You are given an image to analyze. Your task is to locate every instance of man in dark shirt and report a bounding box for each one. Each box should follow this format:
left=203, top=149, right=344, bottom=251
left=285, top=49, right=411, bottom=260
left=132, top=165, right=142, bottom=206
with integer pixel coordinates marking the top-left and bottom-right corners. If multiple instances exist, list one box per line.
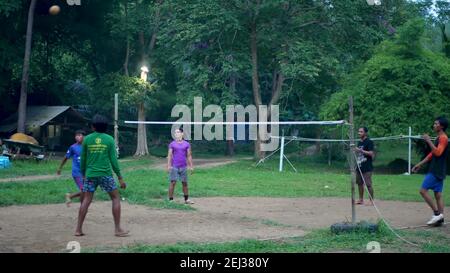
left=412, top=117, right=448, bottom=226
left=354, top=127, right=375, bottom=206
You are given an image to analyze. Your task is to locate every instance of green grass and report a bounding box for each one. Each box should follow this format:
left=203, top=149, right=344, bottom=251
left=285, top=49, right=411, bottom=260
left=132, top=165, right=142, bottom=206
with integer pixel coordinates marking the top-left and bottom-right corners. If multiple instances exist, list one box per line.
left=0, top=140, right=424, bottom=179
left=0, top=160, right=62, bottom=178
left=374, top=141, right=421, bottom=167
left=1, top=155, right=448, bottom=253
left=1, top=158, right=449, bottom=207
left=117, top=222, right=450, bottom=253
left=0, top=156, right=154, bottom=179
left=149, top=142, right=254, bottom=158
left=0, top=174, right=193, bottom=210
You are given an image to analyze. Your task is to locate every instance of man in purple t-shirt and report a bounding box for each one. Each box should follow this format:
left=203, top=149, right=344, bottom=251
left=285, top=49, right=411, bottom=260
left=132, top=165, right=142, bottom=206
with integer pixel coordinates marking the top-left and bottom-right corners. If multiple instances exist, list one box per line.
left=167, top=128, right=194, bottom=204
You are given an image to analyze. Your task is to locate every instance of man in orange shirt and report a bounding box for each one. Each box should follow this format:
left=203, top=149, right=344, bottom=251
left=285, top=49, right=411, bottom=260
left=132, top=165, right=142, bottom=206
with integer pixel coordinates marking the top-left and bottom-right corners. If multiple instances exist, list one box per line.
left=412, top=117, right=448, bottom=226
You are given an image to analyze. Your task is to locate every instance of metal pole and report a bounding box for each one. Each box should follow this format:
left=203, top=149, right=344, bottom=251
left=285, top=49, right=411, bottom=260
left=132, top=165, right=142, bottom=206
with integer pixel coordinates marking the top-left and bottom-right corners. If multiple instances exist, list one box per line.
left=328, top=142, right=332, bottom=166
left=279, top=135, right=285, bottom=172
left=349, top=96, right=356, bottom=224
left=114, top=93, right=119, bottom=158
left=408, top=126, right=412, bottom=175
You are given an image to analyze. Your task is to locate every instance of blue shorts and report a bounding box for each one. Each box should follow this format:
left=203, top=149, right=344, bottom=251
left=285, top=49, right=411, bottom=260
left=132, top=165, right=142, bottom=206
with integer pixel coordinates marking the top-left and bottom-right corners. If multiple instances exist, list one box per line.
left=169, top=167, right=188, bottom=183
left=83, top=176, right=117, bottom=193
left=421, top=173, right=444, bottom=193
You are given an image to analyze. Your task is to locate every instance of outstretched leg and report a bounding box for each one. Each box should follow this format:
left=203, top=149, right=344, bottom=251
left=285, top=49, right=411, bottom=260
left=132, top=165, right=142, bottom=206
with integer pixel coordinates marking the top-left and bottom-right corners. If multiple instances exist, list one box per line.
left=182, top=182, right=189, bottom=197
left=168, top=181, right=176, bottom=200
left=435, top=192, right=444, bottom=215
left=75, top=192, right=94, bottom=236
left=108, top=189, right=128, bottom=236
left=420, top=188, right=438, bottom=212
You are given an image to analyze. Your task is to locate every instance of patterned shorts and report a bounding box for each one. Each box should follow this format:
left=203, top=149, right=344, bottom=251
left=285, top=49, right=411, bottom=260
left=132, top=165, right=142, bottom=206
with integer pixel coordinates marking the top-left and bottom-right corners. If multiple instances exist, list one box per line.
left=169, top=167, right=188, bottom=183
left=83, top=176, right=117, bottom=193
left=73, top=176, right=84, bottom=191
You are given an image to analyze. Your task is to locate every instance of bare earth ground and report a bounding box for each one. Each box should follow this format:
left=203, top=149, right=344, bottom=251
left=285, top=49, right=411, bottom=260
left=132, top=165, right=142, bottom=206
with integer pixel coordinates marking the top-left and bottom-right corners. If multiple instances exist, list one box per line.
left=0, top=197, right=448, bottom=253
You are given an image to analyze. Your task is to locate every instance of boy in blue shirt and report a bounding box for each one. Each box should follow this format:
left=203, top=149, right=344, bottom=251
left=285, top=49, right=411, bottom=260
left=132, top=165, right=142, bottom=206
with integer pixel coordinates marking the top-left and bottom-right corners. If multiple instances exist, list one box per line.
left=57, top=130, right=85, bottom=207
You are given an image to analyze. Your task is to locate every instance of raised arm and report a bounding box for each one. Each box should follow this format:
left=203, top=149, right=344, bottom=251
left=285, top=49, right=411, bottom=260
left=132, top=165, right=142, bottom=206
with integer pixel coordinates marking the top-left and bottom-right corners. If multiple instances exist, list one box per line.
left=425, top=135, right=448, bottom=157
left=356, top=141, right=375, bottom=159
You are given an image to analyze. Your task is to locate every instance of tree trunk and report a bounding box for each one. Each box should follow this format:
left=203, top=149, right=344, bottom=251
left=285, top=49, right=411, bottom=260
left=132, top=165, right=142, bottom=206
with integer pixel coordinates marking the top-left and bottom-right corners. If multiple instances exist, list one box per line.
left=133, top=1, right=161, bottom=157
left=134, top=11, right=149, bottom=158
left=225, top=73, right=237, bottom=156
left=139, top=31, right=147, bottom=65
left=123, top=0, right=130, bottom=76
left=250, top=22, right=262, bottom=107
left=441, top=24, right=450, bottom=58
left=250, top=20, right=264, bottom=160
left=134, top=102, right=149, bottom=156
left=315, top=130, right=321, bottom=154
left=17, top=0, right=37, bottom=133
left=124, top=39, right=130, bottom=76
left=269, top=72, right=285, bottom=107
left=147, top=0, right=161, bottom=54
left=226, top=140, right=235, bottom=156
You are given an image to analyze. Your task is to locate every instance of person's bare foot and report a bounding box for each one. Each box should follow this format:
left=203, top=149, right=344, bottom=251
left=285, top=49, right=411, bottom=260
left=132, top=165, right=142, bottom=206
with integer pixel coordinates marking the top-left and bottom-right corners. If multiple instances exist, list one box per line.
left=65, top=193, right=72, bottom=207
left=74, top=231, right=85, bottom=236
left=115, top=229, right=130, bottom=237
left=355, top=200, right=364, bottom=205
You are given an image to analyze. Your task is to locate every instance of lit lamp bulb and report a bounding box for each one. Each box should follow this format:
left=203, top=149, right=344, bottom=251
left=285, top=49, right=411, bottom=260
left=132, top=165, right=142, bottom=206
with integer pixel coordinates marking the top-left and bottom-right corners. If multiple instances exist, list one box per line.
left=140, top=66, right=149, bottom=82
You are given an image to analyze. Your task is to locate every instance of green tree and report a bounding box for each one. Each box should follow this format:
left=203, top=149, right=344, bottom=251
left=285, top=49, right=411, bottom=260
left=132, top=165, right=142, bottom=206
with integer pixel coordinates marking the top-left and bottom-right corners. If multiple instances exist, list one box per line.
left=157, top=0, right=415, bottom=158
left=17, top=0, right=37, bottom=133
left=320, top=18, right=450, bottom=136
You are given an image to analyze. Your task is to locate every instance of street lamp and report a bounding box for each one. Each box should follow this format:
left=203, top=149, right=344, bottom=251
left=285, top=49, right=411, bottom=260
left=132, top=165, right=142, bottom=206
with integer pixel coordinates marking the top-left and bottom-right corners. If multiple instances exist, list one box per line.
left=140, top=66, right=149, bottom=82
left=366, top=0, right=381, bottom=5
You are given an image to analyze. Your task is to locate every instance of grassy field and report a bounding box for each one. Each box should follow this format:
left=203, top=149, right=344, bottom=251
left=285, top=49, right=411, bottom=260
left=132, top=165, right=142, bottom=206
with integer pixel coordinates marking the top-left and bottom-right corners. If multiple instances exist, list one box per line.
left=1, top=151, right=448, bottom=253
left=85, top=222, right=450, bottom=253
left=149, top=142, right=254, bottom=158
left=1, top=158, right=449, bottom=207
left=0, top=156, right=153, bottom=179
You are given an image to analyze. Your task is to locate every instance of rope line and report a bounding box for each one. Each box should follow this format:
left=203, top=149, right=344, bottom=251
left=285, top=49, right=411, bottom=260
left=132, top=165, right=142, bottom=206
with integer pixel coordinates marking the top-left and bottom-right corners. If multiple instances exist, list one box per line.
left=272, top=135, right=436, bottom=142
left=352, top=151, right=420, bottom=247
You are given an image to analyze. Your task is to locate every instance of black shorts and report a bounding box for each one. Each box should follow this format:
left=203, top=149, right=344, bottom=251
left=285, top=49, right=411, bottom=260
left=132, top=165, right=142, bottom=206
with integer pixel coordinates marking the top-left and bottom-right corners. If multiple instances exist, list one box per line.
left=356, top=172, right=372, bottom=187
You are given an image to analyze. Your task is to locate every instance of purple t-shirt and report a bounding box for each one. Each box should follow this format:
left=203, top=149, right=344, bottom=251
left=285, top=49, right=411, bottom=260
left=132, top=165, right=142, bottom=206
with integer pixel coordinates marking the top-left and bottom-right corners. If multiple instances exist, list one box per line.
left=169, top=140, right=190, bottom=168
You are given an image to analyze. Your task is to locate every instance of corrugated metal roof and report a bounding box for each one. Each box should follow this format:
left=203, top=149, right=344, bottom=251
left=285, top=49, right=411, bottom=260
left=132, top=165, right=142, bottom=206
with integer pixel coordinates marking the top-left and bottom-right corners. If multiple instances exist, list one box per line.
left=0, top=106, right=84, bottom=132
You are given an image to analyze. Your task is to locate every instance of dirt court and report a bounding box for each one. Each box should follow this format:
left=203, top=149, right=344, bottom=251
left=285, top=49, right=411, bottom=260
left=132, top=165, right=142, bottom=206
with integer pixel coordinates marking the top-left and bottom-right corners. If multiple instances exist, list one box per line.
left=0, top=197, right=448, bottom=253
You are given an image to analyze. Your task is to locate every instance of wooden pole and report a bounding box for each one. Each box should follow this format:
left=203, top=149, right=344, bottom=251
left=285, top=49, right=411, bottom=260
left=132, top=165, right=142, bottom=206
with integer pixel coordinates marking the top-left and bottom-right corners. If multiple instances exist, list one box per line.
left=114, top=93, right=119, bottom=158
left=349, top=96, right=356, bottom=224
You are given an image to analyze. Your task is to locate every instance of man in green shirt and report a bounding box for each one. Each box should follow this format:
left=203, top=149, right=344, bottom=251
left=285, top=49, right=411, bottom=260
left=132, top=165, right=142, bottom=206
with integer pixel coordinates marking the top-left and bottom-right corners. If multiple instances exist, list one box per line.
left=75, top=114, right=128, bottom=237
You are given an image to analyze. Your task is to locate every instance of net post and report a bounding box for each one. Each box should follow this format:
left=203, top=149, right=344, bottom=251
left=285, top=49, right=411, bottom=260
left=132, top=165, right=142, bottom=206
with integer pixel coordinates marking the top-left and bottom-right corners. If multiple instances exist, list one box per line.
left=114, top=93, right=119, bottom=158
left=408, top=126, right=412, bottom=175
left=279, top=130, right=285, bottom=172
left=349, top=96, right=356, bottom=224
